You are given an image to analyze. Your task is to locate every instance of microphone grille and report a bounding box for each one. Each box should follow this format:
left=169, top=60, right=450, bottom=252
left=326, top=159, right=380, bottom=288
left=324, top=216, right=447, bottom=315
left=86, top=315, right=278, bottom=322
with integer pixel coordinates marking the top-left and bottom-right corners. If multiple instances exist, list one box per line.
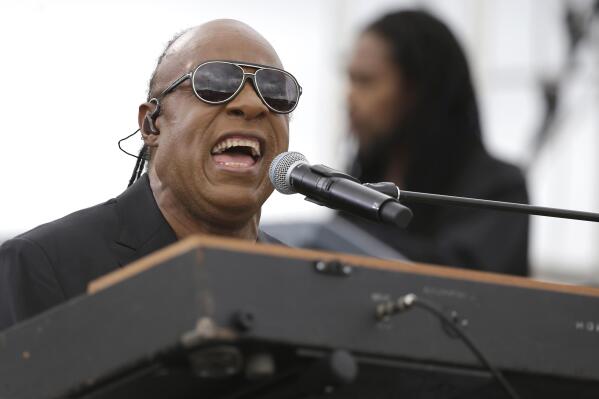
left=269, top=151, right=308, bottom=194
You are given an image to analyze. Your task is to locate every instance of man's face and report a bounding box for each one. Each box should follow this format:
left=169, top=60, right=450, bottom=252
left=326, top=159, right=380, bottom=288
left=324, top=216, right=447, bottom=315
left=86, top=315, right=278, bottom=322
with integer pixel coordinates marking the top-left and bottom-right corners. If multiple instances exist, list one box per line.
left=146, top=26, right=290, bottom=227
left=347, top=32, right=409, bottom=149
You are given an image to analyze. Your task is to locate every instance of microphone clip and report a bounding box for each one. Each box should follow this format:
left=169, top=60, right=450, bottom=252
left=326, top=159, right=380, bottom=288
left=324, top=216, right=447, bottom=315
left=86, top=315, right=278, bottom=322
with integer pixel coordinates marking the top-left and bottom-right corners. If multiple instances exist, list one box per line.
left=302, top=164, right=360, bottom=208
left=309, top=164, right=361, bottom=183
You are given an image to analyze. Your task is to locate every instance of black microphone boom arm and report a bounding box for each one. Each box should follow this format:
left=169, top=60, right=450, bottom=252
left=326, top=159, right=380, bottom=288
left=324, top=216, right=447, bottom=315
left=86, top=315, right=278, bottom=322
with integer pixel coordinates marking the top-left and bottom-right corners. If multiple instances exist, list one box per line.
left=364, top=182, right=599, bottom=223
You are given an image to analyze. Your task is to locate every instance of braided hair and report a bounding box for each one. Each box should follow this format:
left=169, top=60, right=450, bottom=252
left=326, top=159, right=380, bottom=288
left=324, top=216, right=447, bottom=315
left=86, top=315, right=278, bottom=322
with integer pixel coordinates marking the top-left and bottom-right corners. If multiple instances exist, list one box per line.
left=127, top=144, right=149, bottom=187
left=127, top=28, right=192, bottom=187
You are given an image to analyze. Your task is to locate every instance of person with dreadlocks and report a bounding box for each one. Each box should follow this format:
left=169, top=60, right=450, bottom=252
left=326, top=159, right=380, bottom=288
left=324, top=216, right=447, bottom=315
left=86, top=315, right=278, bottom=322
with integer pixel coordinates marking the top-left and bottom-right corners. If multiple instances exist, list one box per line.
left=342, top=10, right=529, bottom=275
left=0, top=19, right=301, bottom=331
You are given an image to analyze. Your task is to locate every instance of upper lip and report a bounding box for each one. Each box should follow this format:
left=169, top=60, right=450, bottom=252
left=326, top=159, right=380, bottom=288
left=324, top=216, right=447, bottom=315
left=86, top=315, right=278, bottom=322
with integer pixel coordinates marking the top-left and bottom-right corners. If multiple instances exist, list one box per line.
left=210, top=131, right=266, bottom=158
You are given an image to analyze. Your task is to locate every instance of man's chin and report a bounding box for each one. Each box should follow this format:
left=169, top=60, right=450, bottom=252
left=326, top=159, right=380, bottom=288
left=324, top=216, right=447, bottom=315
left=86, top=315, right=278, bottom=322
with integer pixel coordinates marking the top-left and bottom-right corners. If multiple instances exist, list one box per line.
left=199, top=188, right=265, bottom=218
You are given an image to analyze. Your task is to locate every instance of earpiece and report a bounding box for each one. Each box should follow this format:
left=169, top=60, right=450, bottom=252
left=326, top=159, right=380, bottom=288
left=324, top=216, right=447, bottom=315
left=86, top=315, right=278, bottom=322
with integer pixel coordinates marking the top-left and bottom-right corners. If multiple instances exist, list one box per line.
left=143, top=115, right=159, bottom=134
left=143, top=98, right=161, bottom=135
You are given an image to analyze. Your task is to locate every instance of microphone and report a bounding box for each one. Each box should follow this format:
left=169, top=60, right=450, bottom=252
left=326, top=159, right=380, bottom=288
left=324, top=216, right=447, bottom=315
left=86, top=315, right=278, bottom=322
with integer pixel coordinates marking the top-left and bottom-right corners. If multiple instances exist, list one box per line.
left=269, top=152, right=413, bottom=228
left=270, top=152, right=599, bottom=225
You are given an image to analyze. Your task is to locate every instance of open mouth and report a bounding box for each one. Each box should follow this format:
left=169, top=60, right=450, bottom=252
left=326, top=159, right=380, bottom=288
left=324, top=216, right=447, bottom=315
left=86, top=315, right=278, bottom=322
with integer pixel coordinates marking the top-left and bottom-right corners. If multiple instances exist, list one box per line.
left=210, top=135, right=262, bottom=169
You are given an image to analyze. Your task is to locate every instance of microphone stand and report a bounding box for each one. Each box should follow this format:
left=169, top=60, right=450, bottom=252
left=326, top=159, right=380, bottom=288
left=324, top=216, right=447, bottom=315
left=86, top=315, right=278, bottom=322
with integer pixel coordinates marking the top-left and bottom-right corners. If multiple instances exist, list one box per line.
left=364, top=182, right=599, bottom=223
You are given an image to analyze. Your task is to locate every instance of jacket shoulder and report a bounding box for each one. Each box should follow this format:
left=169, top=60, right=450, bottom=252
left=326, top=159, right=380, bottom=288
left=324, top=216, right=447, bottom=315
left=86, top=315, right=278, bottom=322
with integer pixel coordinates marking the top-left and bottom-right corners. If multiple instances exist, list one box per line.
left=5, top=199, right=122, bottom=297
left=17, top=199, right=119, bottom=249
left=0, top=236, right=68, bottom=329
left=456, top=151, right=528, bottom=200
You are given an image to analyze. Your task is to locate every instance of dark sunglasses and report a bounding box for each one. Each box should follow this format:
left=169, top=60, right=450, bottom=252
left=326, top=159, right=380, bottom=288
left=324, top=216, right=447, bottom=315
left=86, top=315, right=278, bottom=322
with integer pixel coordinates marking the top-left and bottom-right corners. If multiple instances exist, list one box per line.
left=152, top=60, right=302, bottom=114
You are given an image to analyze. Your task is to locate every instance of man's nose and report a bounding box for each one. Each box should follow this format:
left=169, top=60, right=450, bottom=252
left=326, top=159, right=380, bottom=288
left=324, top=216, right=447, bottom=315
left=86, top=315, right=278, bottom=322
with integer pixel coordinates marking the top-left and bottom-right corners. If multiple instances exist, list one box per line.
left=225, top=80, right=268, bottom=120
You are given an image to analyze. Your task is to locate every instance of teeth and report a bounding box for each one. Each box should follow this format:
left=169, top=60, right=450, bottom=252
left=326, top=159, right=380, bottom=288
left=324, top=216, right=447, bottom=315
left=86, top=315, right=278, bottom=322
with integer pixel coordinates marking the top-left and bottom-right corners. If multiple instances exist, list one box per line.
left=211, top=137, right=261, bottom=157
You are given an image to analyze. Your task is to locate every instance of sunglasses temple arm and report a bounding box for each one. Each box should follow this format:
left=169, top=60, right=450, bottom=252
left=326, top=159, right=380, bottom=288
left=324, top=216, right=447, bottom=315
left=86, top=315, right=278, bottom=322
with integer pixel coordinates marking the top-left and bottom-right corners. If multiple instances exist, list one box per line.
left=157, top=73, right=193, bottom=99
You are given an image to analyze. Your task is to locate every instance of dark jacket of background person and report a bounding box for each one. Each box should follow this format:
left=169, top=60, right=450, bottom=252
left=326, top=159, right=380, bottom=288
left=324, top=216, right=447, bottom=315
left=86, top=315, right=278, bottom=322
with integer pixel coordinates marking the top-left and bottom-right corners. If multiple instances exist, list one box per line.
left=345, top=10, right=529, bottom=275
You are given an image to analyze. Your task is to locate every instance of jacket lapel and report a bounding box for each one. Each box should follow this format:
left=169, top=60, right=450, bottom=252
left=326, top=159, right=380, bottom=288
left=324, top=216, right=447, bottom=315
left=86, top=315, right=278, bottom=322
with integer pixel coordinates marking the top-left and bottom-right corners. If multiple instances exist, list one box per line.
left=112, top=174, right=177, bottom=267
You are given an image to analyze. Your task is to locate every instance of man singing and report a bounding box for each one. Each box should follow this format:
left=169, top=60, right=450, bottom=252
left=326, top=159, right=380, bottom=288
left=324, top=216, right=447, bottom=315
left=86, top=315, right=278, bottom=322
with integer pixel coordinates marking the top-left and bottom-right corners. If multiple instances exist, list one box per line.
left=0, top=19, right=301, bottom=330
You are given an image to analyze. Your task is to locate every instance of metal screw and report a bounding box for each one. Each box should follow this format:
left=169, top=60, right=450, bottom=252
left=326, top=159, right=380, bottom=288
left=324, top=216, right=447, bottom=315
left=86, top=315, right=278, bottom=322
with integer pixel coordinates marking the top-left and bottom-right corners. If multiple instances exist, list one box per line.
left=234, top=310, right=255, bottom=332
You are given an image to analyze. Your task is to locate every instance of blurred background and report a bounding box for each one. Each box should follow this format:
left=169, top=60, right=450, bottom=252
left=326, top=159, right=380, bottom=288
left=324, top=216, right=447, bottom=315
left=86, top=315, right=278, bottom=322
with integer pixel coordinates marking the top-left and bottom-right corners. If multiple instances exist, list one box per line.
left=0, top=0, right=597, bottom=284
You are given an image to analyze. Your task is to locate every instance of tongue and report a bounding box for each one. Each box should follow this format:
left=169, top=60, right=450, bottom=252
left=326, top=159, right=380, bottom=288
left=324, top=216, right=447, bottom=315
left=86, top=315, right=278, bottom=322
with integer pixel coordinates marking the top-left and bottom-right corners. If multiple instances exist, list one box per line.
left=212, top=152, right=256, bottom=167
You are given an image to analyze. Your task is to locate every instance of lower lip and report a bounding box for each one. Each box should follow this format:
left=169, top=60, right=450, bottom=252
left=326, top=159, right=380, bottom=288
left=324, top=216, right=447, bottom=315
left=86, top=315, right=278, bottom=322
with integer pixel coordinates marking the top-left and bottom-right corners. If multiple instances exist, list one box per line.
left=210, top=155, right=262, bottom=174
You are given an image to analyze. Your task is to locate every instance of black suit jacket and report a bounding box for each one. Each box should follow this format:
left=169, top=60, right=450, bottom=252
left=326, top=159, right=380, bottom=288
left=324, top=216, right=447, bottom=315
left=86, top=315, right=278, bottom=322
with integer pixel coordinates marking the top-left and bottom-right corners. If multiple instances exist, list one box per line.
left=0, top=174, right=278, bottom=331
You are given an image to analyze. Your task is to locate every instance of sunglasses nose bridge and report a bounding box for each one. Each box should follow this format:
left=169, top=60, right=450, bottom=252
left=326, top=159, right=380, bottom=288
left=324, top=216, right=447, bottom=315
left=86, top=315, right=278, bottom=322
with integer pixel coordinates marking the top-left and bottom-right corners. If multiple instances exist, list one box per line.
left=226, top=73, right=269, bottom=116
left=241, top=72, right=258, bottom=91
left=236, top=73, right=261, bottom=99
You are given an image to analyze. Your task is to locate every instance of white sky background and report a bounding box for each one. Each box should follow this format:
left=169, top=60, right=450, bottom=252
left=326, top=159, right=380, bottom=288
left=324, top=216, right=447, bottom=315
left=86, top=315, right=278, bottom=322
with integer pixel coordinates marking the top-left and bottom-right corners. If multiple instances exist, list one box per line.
left=0, top=0, right=342, bottom=232
left=1, top=0, right=598, bottom=283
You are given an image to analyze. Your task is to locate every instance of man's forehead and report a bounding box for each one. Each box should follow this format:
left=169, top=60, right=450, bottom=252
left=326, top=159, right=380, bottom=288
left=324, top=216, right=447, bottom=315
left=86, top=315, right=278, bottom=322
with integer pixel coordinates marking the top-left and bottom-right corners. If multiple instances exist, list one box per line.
left=161, top=20, right=283, bottom=79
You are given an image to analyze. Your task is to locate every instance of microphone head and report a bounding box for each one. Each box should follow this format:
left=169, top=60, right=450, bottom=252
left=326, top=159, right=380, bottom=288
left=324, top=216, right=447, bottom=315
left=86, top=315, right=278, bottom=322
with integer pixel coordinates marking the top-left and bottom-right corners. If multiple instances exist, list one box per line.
left=269, top=151, right=308, bottom=194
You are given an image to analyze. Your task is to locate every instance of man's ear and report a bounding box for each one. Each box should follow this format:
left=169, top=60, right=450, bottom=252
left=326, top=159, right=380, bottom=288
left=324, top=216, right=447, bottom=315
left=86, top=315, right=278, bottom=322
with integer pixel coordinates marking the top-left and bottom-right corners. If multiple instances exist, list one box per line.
left=138, top=100, right=161, bottom=147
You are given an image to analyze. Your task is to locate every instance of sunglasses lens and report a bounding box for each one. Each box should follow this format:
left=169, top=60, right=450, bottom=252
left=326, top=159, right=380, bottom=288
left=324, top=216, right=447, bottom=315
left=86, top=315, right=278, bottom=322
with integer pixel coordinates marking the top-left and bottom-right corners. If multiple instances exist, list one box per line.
left=256, top=69, right=299, bottom=113
left=193, top=62, right=243, bottom=102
